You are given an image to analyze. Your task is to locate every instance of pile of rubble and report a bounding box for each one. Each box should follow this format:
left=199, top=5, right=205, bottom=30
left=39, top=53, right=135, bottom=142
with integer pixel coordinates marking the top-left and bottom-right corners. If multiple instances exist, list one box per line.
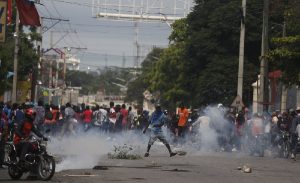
left=108, top=144, right=142, bottom=160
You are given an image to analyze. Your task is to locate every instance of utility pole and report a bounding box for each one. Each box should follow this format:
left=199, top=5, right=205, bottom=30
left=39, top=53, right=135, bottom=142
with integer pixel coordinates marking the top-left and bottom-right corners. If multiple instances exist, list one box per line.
left=258, top=0, right=269, bottom=113
left=280, top=18, right=287, bottom=113
left=12, top=11, right=19, bottom=103
left=237, top=0, right=246, bottom=102
left=134, top=21, right=140, bottom=68
left=49, top=59, right=52, bottom=104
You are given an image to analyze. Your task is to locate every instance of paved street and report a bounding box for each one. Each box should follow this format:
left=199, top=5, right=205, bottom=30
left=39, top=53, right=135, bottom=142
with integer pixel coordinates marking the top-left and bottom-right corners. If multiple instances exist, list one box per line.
left=1, top=152, right=299, bottom=183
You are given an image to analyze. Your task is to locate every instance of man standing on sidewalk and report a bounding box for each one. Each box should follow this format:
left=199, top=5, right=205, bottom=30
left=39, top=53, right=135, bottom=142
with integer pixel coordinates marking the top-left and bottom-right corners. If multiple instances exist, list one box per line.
left=143, top=103, right=177, bottom=157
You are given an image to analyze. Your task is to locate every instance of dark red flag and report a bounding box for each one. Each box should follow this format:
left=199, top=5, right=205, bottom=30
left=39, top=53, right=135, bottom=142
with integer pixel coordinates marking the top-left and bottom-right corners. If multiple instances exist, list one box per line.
left=16, top=0, right=41, bottom=26
left=7, top=0, right=12, bottom=24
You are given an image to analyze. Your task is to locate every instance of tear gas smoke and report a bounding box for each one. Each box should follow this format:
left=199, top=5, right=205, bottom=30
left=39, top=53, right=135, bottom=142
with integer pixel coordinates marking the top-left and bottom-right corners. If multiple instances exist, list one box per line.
left=187, top=105, right=231, bottom=153
left=48, top=105, right=232, bottom=171
left=48, top=105, right=258, bottom=171
left=48, top=131, right=148, bottom=172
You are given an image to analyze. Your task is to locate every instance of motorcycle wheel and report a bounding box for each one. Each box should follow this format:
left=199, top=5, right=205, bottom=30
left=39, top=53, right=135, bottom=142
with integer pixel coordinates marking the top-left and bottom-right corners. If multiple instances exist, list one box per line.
left=283, top=142, right=290, bottom=158
left=37, top=156, right=56, bottom=181
left=8, top=166, right=23, bottom=180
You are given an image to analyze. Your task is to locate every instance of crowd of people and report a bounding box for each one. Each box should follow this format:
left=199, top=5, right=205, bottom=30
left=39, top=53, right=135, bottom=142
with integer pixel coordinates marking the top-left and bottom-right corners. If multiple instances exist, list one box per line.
left=184, top=104, right=300, bottom=160
left=1, top=100, right=300, bottom=168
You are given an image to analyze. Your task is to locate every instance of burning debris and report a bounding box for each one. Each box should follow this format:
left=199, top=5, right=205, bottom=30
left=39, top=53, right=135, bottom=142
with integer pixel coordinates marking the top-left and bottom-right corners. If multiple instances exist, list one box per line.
left=108, top=144, right=142, bottom=160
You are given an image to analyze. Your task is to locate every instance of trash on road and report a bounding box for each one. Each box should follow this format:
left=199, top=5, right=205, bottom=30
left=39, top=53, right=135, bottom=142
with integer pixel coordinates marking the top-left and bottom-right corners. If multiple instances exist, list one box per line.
left=236, top=164, right=252, bottom=173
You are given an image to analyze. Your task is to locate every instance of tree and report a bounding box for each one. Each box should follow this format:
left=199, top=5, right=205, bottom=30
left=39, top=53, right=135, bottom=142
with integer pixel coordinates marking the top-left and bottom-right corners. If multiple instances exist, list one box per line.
left=146, top=0, right=262, bottom=108
left=268, top=0, right=300, bottom=86
left=0, top=8, right=40, bottom=97
left=148, top=45, right=189, bottom=109
left=125, top=48, right=164, bottom=105
left=128, top=0, right=292, bottom=109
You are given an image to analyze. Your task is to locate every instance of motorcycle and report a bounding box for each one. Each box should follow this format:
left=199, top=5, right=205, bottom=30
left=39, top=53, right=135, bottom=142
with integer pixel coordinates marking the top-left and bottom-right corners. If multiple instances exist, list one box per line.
left=277, top=131, right=290, bottom=158
left=3, top=136, right=55, bottom=181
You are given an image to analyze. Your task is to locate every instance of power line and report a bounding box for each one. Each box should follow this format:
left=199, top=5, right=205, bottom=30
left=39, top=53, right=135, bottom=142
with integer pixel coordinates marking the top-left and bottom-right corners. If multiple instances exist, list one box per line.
left=80, top=51, right=148, bottom=58
left=44, top=0, right=187, bottom=16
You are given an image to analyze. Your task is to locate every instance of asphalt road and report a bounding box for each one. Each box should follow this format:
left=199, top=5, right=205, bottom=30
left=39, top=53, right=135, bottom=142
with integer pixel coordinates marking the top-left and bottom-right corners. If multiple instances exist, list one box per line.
left=0, top=151, right=299, bottom=183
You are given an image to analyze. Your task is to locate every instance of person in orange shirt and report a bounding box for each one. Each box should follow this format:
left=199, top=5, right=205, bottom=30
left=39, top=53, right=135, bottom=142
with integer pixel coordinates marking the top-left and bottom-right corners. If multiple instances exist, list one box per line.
left=177, top=102, right=189, bottom=138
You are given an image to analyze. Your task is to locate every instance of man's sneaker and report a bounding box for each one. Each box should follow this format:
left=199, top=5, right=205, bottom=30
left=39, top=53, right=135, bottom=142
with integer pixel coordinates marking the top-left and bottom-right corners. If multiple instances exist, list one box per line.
left=291, top=153, right=295, bottom=159
left=144, top=152, right=150, bottom=157
left=170, top=152, right=177, bottom=157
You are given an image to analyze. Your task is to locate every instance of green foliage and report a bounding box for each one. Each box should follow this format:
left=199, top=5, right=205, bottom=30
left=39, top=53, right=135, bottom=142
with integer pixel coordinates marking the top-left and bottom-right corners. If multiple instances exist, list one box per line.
left=0, top=38, right=14, bottom=95
left=169, top=19, right=188, bottom=44
left=125, top=77, right=146, bottom=105
left=269, top=36, right=300, bottom=85
left=66, top=68, right=136, bottom=96
left=268, top=1, right=300, bottom=86
left=142, top=0, right=262, bottom=109
left=148, top=45, right=189, bottom=109
left=125, top=48, right=164, bottom=105
left=0, top=24, right=40, bottom=96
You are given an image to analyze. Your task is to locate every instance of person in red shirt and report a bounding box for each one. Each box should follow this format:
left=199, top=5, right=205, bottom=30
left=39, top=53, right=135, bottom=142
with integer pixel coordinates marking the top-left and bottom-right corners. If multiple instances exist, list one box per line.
left=14, top=107, right=47, bottom=163
left=120, top=104, right=128, bottom=130
left=82, top=106, right=93, bottom=131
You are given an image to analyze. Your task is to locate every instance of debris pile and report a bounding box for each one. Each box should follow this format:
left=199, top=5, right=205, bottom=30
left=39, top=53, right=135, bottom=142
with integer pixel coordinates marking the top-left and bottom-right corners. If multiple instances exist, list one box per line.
left=237, top=164, right=252, bottom=173
left=108, top=144, right=142, bottom=160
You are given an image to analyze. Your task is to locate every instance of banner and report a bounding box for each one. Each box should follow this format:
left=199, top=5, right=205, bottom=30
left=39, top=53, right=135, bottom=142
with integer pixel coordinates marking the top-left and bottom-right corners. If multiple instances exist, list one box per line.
left=0, top=0, right=7, bottom=42
left=7, top=0, right=12, bottom=24
left=16, top=0, right=41, bottom=26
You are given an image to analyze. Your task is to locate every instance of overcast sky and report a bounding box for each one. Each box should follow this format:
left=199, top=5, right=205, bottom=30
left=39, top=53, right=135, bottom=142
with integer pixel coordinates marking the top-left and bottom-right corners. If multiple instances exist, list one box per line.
left=36, top=0, right=193, bottom=70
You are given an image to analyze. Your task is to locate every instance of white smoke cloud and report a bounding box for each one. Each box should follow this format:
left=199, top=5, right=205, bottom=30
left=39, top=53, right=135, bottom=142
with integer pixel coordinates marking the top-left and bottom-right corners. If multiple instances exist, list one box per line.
left=48, top=131, right=149, bottom=172
left=181, top=105, right=232, bottom=154
left=47, top=106, right=235, bottom=172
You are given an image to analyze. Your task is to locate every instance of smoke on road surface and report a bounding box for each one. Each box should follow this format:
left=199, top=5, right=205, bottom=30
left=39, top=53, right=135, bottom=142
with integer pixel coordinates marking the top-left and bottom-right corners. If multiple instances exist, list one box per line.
left=48, top=131, right=148, bottom=172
